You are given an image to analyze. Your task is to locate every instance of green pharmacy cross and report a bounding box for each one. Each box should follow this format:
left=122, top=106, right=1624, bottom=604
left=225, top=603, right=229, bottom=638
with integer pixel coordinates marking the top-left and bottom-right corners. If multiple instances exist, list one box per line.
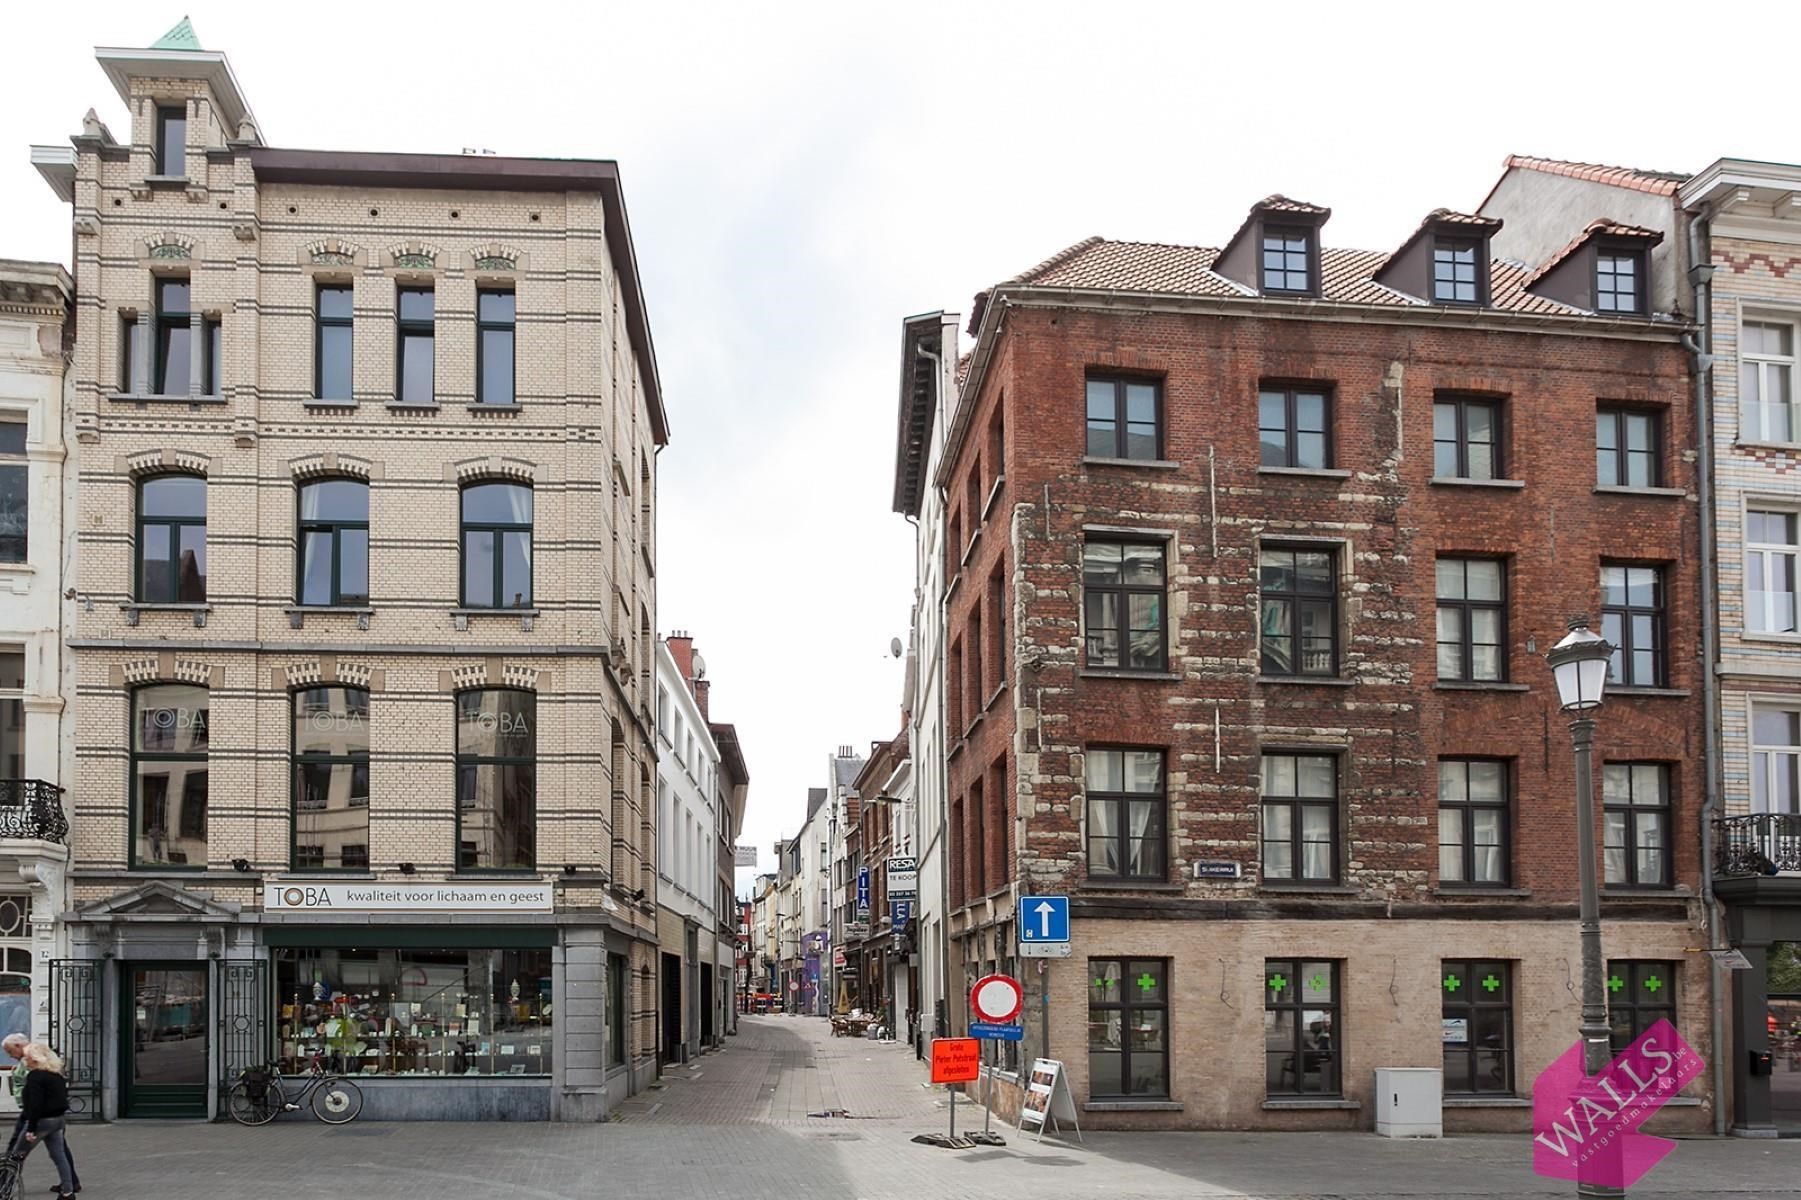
left=1608, top=975, right=1625, bottom=993
left=1644, top=975, right=1663, bottom=993
left=1136, top=973, right=1157, bottom=993
left=1307, top=974, right=1327, bottom=993
left=1481, top=975, right=1502, bottom=993
left=1268, top=974, right=1288, bottom=992
left=1442, top=974, right=1461, bottom=993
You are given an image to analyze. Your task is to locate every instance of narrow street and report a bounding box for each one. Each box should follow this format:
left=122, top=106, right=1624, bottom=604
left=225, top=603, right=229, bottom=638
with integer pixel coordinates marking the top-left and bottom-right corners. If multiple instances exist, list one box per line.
left=30, top=1016, right=1801, bottom=1199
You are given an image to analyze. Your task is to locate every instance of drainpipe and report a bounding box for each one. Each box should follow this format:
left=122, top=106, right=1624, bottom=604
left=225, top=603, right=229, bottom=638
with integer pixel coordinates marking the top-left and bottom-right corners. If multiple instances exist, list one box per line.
left=1685, top=213, right=1727, bottom=1137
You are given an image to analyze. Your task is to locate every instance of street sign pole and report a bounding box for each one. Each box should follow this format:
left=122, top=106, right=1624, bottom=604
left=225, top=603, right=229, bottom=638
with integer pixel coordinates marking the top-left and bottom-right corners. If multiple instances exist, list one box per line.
left=982, top=1038, right=994, bottom=1137
left=948, top=1077, right=956, bottom=1140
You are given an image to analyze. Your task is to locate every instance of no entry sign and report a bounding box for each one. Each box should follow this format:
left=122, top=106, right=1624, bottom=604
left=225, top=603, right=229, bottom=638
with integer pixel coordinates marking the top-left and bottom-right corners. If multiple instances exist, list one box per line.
left=970, top=974, right=1024, bottom=1025
left=930, top=1037, right=981, bottom=1084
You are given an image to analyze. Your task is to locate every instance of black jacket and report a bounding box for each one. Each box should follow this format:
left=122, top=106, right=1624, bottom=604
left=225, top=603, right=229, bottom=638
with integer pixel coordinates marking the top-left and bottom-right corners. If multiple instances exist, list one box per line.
left=20, top=1070, right=67, bottom=1131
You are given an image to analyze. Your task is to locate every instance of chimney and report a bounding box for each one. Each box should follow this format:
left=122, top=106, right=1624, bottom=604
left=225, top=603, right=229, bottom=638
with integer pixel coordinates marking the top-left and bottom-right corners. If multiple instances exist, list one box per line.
left=665, top=631, right=697, bottom=698
left=837, top=745, right=853, bottom=758
left=694, top=678, right=711, bottom=721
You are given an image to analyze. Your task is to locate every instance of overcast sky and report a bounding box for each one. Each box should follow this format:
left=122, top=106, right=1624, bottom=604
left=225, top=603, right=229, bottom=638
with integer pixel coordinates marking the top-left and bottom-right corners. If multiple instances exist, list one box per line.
left=6, top=2, right=1797, bottom=891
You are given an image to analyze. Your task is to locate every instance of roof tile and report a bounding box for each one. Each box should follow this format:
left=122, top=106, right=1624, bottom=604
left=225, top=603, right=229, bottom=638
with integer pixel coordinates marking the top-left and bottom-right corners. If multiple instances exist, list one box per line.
left=1503, top=155, right=1687, bottom=197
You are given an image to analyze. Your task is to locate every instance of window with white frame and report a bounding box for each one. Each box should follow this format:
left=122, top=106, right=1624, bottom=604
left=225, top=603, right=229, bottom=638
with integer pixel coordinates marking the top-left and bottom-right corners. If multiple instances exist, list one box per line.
left=1752, top=705, right=1800, bottom=815
left=1747, top=509, right=1799, bottom=635
left=1742, top=318, right=1798, bottom=444
left=0, top=651, right=23, bottom=779
left=0, top=417, right=25, bottom=564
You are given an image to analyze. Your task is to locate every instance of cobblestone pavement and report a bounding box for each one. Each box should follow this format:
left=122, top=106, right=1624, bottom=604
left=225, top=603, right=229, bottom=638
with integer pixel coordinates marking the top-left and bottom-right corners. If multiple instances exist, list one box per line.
left=35, top=1015, right=1801, bottom=1199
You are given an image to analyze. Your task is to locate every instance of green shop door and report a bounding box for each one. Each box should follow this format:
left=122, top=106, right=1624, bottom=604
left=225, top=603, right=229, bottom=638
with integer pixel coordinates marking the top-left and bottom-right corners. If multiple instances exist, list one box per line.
left=121, top=965, right=209, bottom=1117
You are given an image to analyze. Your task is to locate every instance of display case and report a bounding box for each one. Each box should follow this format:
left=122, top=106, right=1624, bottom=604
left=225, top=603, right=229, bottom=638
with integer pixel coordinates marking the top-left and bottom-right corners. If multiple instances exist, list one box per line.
left=274, top=946, right=551, bottom=1077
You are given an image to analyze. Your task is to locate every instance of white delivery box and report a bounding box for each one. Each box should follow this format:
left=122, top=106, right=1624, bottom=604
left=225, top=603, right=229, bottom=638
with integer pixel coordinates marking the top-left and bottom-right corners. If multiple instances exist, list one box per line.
left=1373, top=1067, right=1442, bottom=1138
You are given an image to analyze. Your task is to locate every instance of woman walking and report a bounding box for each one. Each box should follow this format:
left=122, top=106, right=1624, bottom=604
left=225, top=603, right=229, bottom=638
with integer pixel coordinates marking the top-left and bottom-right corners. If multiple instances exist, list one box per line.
left=17, top=1043, right=79, bottom=1197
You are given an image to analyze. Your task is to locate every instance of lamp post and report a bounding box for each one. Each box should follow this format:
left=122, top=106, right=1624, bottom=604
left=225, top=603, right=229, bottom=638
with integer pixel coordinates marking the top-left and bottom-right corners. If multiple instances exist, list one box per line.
left=1545, top=616, right=1620, bottom=1199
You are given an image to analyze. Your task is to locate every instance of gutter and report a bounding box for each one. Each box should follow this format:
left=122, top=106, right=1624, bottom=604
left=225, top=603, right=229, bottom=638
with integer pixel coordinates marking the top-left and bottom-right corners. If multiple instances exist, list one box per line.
left=1685, top=211, right=1728, bottom=1137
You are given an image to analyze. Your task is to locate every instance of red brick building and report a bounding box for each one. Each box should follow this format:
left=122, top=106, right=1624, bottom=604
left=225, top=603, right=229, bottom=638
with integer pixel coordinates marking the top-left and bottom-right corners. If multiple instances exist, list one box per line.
left=929, top=196, right=1712, bottom=1129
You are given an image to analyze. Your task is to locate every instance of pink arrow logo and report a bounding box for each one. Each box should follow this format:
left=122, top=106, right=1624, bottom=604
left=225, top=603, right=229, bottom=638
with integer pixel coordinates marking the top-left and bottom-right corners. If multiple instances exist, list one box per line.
left=1532, top=1019, right=1703, bottom=1190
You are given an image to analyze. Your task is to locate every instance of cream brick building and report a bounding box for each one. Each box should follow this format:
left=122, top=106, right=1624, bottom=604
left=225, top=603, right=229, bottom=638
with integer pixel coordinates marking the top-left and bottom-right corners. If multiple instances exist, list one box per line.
left=31, top=22, right=667, bottom=1121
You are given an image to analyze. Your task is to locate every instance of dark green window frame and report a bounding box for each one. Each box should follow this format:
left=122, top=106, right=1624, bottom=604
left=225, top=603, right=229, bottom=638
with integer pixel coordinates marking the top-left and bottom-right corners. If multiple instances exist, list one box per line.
left=459, top=482, right=533, bottom=609
left=296, top=478, right=370, bottom=606
left=290, top=686, right=371, bottom=873
left=315, top=284, right=354, bottom=402
left=396, top=287, right=435, bottom=405
left=129, top=684, right=208, bottom=870
left=1264, top=959, right=1341, bottom=1097
left=476, top=290, right=516, bottom=406
left=136, top=473, right=207, bottom=603
left=1606, top=960, right=1676, bottom=1053
left=1087, top=957, right=1169, bottom=1098
left=1441, top=959, right=1513, bottom=1095
left=154, top=104, right=186, bottom=176
left=455, top=688, right=537, bottom=872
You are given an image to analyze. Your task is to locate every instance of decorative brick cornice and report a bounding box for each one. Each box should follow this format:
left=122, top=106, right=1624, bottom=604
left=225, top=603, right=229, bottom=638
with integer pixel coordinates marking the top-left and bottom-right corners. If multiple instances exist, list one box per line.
left=1721, top=251, right=1801, bottom=279
left=305, top=238, right=363, bottom=268
left=288, top=452, right=375, bottom=481
left=172, top=659, right=215, bottom=686
left=145, top=232, right=195, bottom=261
left=387, top=241, right=441, bottom=271
left=283, top=659, right=325, bottom=689
left=450, top=663, right=490, bottom=692
left=337, top=662, right=374, bottom=689
left=502, top=663, right=541, bottom=692
left=469, top=244, right=523, bottom=273
left=448, top=455, right=538, bottom=485
left=124, top=448, right=211, bottom=478
left=120, top=658, right=162, bottom=685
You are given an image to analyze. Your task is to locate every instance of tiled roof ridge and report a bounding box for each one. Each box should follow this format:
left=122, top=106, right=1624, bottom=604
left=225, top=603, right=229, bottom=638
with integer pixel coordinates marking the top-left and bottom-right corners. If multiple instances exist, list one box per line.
left=1504, top=155, right=1688, bottom=196
left=1011, top=235, right=1105, bottom=284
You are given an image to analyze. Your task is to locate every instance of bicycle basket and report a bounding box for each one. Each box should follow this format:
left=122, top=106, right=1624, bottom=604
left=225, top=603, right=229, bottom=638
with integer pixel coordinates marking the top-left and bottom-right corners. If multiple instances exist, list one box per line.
left=242, top=1066, right=274, bottom=1102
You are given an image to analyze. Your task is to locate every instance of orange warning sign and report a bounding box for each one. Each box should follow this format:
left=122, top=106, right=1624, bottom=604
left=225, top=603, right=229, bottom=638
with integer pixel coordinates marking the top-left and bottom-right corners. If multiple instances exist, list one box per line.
left=930, top=1036, right=981, bottom=1084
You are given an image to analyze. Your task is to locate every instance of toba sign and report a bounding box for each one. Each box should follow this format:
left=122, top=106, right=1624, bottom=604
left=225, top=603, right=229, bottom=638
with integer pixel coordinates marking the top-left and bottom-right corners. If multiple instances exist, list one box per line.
left=264, top=881, right=552, bottom=912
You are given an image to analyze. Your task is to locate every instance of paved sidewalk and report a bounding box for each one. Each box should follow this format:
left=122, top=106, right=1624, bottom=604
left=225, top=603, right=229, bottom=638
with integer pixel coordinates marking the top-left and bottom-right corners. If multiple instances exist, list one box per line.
left=27, top=1015, right=1801, bottom=1199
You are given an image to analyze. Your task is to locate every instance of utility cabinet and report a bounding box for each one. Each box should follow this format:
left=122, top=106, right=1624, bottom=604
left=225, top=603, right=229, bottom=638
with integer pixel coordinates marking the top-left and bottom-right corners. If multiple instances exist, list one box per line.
left=1374, top=1067, right=1442, bottom=1138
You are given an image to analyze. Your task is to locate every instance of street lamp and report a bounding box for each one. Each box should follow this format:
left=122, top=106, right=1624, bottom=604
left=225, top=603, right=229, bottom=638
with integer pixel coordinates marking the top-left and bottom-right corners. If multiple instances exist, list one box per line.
left=1546, top=616, right=1619, bottom=1200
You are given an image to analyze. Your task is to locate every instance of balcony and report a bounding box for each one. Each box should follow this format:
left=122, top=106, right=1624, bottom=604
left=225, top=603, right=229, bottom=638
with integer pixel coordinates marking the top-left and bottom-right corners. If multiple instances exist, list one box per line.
left=1715, top=813, right=1801, bottom=878
left=0, top=780, right=69, bottom=845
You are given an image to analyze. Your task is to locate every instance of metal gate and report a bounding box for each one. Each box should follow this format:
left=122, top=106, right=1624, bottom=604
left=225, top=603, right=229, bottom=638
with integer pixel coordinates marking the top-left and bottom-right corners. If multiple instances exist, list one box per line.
left=47, top=960, right=100, bottom=1120
left=216, top=961, right=269, bottom=1097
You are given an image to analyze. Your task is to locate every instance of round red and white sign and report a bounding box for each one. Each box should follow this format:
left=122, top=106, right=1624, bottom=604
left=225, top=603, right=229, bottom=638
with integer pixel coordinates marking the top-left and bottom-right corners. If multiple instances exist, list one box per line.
left=970, top=974, right=1024, bottom=1024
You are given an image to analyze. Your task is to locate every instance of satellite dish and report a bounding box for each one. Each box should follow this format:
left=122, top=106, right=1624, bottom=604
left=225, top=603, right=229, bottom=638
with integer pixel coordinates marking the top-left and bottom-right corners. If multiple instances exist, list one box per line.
left=692, top=652, right=707, bottom=679
left=889, top=638, right=903, bottom=659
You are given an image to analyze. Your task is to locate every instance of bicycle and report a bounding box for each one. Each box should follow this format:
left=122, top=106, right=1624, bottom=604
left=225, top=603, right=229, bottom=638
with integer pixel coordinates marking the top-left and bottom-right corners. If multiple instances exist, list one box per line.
left=227, top=1054, right=364, bottom=1126
left=0, top=1150, right=21, bottom=1200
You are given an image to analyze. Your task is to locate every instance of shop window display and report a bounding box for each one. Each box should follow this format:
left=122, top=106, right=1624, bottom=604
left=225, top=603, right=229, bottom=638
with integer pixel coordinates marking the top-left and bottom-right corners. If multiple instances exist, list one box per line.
left=275, top=948, right=551, bottom=1077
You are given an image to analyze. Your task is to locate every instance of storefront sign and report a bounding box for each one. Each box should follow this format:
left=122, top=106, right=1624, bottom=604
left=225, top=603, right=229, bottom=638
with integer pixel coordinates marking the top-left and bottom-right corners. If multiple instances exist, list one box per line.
left=264, top=881, right=553, bottom=912
left=734, top=845, right=759, bottom=868
left=831, top=949, right=846, bottom=967
left=1018, top=1058, right=1081, bottom=1142
left=1441, top=1017, right=1468, bottom=1045
left=1707, top=948, right=1752, bottom=970
left=886, top=856, right=919, bottom=898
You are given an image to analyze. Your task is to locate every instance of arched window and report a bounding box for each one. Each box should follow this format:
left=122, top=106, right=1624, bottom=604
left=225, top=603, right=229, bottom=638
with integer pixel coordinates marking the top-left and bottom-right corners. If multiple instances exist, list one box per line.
left=460, top=483, right=532, bottom=609
left=297, top=479, right=370, bottom=606
left=456, top=690, right=535, bottom=870
left=137, top=475, right=207, bottom=603
left=132, top=684, right=208, bottom=867
left=292, top=687, right=371, bottom=871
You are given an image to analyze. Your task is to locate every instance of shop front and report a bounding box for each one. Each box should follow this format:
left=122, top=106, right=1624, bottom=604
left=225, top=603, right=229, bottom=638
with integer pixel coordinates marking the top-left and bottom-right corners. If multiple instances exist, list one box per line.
left=60, top=878, right=648, bottom=1122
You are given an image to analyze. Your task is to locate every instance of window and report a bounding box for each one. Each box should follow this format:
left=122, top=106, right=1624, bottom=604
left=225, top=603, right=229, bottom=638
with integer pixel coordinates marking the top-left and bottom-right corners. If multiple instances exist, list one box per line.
left=1442, top=960, right=1513, bottom=1095
left=1433, top=238, right=1482, bottom=304
left=297, top=479, right=369, bottom=606
left=607, top=951, right=627, bottom=1067
left=1084, top=748, right=1165, bottom=881
left=1601, top=564, right=1664, bottom=687
left=204, top=315, right=222, bottom=397
left=989, top=563, right=1007, bottom=686
left=1259, top=546, right=1336, bottom=677
left=1751, top=706, right=1800, bottom=814
left=1596, top=408, right=1658, bottom=488
left=154, top=104, right=186, bottom=175
left=460, top=482, right=532, bottom=608
left=1261, top=753, right=1337, bottom=882
left=396, top=287, right=435, bottom=405
left=1603, top=763, right=1669, bottom=887
left=1265, top=960, right=1340, bottom=1097
left=1082, top=541, right=1166, bottom=671
left=1607, top=961, right=1676, bottom=1053
left=477, top=290, right=515, bottom=406
left=131, top=685, right=208, bottom=867
left=1087, top=958, right=1168, bottom=1098
left=1747, top=509, right=1799, bottom=634
left=1438, top=759, right=1509, bottom=885
left=1435, top=558, right=1506, bottom=682
left=1084, top=376, right=1160, bottom=461
left=1742, top=320, right=1797, bottom=443
left=456, top=689, right=536, bottom=870
left=1261, top=226, right=1312, bottom=293
left=292, top=687, right=370, bottom=872
left=274, top=947, right=550, bottom=1076
left=1433, top=396, right=1501, bottom=480
left=315, top=285, right=353, bottom=401
left=0, top=653, right=21, bottom=779
left=0, top=419, right=24, bottom=563
left=1258, top=384, right=1330, bottom=469
left=1595, top=248, right=1644, bottom=315
left=155, top=278, right=192, bottom=396
left=137, top=474, right=207, bottom=603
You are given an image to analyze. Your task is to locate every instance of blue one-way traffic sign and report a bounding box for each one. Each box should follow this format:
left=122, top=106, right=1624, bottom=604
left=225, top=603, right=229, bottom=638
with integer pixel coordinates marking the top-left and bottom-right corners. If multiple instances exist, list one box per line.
left=1018, top=895, right=1069, bottom=944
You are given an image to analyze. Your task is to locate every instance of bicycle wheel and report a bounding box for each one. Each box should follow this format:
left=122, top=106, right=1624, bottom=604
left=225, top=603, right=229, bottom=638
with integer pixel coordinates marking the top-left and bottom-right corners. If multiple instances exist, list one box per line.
left=0, top=1154, right=22, bottom=1200
left=227, top=1081, right=281, bottom=1126
left=311, top=1076, right=363, bottom=1124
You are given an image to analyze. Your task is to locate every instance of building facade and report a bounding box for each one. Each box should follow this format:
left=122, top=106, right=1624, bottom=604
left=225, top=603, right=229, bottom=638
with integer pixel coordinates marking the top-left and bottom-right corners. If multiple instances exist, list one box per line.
left=654, top=637, right=719, bottom=1065
left=0, top=260, right=75, bottom=1101
left=713, top=721, right=748, bottom=1037
left=917, top=192, right=1713, bottom=1131
left=31, top=25, right=666, bottom=1121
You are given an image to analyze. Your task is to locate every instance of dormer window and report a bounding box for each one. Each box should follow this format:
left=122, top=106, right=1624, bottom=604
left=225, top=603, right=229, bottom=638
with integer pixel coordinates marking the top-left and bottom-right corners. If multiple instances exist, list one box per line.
left=1595, top=246, right=1645, bottom=315
left=1432, top=238, right=1482, bottom=304
left=1261, top=226, right=1314, bottom=294
left=154, top=105, right=186, bottom=176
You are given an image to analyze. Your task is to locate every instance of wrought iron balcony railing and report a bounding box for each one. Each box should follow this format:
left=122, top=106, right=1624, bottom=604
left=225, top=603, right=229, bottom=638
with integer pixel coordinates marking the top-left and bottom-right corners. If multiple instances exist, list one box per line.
left=1715, top=813, right=1801, bottom=878
left=0, top=780, right=69, bottom=845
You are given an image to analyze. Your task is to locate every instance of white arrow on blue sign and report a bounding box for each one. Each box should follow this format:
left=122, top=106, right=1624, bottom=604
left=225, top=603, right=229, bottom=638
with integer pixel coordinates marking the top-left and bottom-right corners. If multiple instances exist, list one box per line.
left=1017, top=895, right=1069, bottom=943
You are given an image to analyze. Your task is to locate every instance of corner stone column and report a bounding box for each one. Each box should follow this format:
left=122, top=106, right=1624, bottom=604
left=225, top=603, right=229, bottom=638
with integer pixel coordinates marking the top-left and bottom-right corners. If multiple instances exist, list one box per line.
left=556, top=926, right=608, bottom=1122
left=133, top=311, right=152, bottom=395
